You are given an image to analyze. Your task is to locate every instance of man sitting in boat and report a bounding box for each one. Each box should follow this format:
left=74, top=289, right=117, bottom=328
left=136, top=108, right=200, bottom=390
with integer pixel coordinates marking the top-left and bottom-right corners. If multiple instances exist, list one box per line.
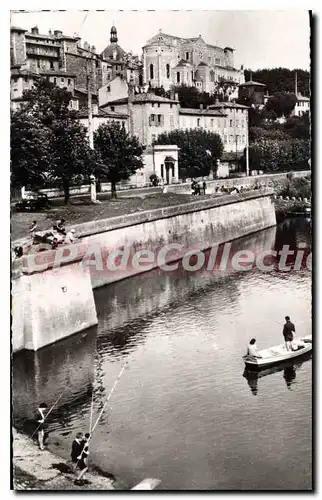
left=247, top=338, right=262, bottom=358
left=283, top=316, right=296, bottom=351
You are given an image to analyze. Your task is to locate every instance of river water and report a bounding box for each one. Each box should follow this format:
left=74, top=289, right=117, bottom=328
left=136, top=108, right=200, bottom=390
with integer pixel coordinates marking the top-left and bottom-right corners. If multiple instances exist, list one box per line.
left=13, top=218, right=312, bottom=490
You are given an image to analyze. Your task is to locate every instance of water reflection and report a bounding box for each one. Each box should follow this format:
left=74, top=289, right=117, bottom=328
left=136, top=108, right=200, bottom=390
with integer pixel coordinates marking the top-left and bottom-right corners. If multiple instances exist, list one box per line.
left=243, top=353, right=311, bottom=395
left=13, top=327, right=98, bottom=435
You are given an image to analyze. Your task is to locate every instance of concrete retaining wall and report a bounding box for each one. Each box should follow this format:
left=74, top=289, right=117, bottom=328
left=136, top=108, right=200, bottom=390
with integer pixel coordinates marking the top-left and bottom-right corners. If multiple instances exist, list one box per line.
left=12, top=190, right=276, bottom=352
left=12, top=263, right=98, bottom=352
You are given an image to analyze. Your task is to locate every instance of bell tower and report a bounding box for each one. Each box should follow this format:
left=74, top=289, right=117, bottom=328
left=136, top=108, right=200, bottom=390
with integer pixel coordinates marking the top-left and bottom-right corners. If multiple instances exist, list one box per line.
left=110, top=25, right=118, bottom=44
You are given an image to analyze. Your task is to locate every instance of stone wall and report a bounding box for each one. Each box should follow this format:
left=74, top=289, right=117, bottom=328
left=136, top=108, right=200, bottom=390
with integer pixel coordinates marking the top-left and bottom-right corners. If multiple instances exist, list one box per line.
left=12, top=262, right=97, bottom=352
left=12, top=190, right=276, bottom=352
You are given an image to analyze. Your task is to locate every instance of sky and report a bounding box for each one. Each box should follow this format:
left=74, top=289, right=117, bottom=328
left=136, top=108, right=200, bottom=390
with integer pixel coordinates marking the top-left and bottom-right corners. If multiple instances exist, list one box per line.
left=11, top=10, right=310, bottom=71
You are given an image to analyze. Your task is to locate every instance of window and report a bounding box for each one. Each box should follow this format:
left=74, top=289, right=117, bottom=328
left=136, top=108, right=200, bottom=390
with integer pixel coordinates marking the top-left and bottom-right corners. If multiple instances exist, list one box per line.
left=61, top=78, right=64, bottom=83
left=197, top=118, right=200, bottom=127
left=152, top=134, right=156, bottom=142
left=50, top=61, right=54, bottom=69
left=157, top=114, right=162, bottom=125
left=54, top=77, right=57, bottom=84
left=166, top=63, right=170, bottom=79
left=224, top=135, right=227, bottom=143
left=111, top=106, right=115, bottom=111
left=37, top=61, right=40, bottom=68
left=68, top=79, right=71, bottom=85
left=24, top=77, right=28, bottom=83
left=152, top=103, right=154, bottom=107
left=211, top=119, right=214, bottom=128
left=199, top=52, right=203, bottom=60
left=170, top=115, right=174, bottom=127
left=158, top=103, right=160, bottom=108
left=215, top=58, right=220, bottom=65
left=107, top=85, right=111, bottom=92
left=170, top=103, right=173, bottom=109
left=150, top=114, right=156, bottom=126
left=229, top=119, right=233, bottom=127
left=191, top=71, right=194, bottom=80
left=229, top=135, right=233, bottom=143
left=149, top=63, right=154, bottom=80
left=186, top=52, right=189, bottom=60
left=176, top=72, right=180, bottom=84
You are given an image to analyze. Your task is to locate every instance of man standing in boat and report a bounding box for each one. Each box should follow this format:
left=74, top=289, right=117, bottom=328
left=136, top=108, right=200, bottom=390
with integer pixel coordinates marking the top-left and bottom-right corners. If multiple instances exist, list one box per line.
left=283, top=316, right=296, bottom=351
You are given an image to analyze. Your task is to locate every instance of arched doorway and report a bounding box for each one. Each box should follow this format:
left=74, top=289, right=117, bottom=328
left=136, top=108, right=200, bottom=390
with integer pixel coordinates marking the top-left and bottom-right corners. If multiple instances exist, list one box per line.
left=164, top=156, right=176, bottom=184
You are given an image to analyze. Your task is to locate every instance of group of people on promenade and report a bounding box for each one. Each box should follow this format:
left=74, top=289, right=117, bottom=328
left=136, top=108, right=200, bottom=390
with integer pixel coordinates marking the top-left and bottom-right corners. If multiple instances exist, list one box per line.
left=191, top=179, right=207, bottom=195
left=36, top=403, right=91, bottom=486
left=247, top=316, right=297, bottom=358
left=13, top=218, right=78, bottom=259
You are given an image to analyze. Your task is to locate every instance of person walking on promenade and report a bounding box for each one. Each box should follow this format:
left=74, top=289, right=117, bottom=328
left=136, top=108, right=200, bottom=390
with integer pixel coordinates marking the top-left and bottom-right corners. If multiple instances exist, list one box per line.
left=74, top=433, right=91, bottom=486
left=36, top=403, right=48, bottom=450
left=202, top=179, right=207, bottom=195
left=283, top=316, right=296, bottom=351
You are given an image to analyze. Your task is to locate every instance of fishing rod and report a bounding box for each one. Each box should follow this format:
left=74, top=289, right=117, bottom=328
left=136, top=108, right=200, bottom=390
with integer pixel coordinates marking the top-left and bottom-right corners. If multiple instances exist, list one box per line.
left=25, top=362, right=88, bottom=446
left=73, top=360, right=128, bottom=470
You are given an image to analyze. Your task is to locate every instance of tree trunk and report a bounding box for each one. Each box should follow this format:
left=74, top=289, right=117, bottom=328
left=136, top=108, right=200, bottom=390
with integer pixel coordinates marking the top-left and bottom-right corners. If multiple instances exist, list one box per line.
left=111, top=181, right=117, bottom=199
left=63, top=181, right=70, bottom=205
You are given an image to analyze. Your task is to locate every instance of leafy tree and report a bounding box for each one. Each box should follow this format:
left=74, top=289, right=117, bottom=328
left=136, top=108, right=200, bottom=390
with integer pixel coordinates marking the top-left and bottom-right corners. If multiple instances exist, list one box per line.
left=10, top=78, right=94, bottom=203
left=11, top=109, right=50, bottom=189
left=283, top=111, right=310, bottom=140
left=48, top=119, right=94, bottom=204
left=94, top=122, right=144, bottom=198
left=249, top=126, right=289, bottom=142
left=265, top=92, right=297, bottom=118
left=244, top=68, right=310, bottom=97
left=249, top=138, right=310, bottom=173
left=153, top=129, right=223, bottom=179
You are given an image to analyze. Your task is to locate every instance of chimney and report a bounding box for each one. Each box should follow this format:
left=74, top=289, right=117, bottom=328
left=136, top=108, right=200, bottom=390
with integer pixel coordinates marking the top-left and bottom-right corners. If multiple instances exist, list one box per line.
left=91, top=45, right=96, bottom=53
left=54, top=30, right=63, bottom=37
left=77, top=39, right=82, bottom=48
left=49, top=29, right=52, bottom=36
left=84, top=41, right=90, bottom=51
left=31, top=26, right=39, bottom=35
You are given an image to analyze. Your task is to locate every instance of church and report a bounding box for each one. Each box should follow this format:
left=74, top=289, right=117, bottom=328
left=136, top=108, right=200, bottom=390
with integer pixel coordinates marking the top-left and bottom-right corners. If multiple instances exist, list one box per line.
left=142, top=30, right=245, bottom=94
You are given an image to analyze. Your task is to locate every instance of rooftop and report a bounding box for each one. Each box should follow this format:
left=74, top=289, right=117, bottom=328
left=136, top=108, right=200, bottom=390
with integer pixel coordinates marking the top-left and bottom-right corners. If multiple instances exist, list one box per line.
left=209, top=102, right=249, bottom=110
left=239, top=80, right=266, bottom=87
left=77, top=108, right=128, bottom=119
left=102, top=92, right=179, bottom=106
left=179, top=107, right=226, bottom=117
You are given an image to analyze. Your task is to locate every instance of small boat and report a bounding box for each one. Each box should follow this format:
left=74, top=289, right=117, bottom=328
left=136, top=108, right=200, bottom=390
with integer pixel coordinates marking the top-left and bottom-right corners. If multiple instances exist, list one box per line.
left=243, top=335, right=312, bottom=369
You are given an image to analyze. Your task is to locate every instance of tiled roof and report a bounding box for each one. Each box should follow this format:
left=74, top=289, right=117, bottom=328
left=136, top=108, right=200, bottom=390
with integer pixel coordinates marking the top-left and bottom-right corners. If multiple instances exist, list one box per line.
left=10, top=25, right=26, bottom=32
left=179, top=107, right=226, bottom=116
left=208, top=102, right=249, bottom=110
left=77, top=108, right=128, bottom=119
left=239, top=80, right=266, bottom=87
left=175, top=59, right=192, bottom=68
left=102, top=92, right=179, bottom=106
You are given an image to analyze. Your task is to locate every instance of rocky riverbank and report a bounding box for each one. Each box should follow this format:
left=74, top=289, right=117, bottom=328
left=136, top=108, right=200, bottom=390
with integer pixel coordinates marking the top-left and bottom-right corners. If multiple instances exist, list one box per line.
left=12, top=428, right=115, bottom=491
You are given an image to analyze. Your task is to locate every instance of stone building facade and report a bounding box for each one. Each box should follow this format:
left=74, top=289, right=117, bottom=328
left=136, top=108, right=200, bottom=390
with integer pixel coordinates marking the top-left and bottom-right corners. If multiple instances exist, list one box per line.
left=142, top=30, right=245, bottom=94
left=10, top=24, right=142, bottom=110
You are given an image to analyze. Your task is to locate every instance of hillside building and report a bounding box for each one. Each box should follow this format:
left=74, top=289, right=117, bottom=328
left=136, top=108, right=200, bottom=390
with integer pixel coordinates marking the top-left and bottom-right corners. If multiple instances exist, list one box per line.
left=142, top=30, right=245, bottom=95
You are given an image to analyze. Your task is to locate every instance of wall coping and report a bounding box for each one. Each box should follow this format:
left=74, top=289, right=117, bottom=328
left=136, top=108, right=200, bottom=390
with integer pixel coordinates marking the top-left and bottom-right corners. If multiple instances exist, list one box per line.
left=76, top=188, right=274, bottom=238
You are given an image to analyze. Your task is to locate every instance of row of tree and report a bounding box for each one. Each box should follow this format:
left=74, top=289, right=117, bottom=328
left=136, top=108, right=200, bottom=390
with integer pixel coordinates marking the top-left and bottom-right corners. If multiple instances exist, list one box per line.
left=11, top=79, right=225, bottom=201
left=244, top=68, right=310, bottom=97
left=11, top=80, right=144, bottom=203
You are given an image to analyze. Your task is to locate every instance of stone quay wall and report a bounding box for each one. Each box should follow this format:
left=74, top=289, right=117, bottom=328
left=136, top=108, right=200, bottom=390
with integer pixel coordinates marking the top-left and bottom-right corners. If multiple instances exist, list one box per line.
left=12, top=189, right=276, bottom=352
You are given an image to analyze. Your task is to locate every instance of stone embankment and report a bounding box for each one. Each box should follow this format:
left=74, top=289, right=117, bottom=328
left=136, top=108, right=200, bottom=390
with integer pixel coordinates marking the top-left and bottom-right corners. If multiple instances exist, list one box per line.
left=12, top=428, right=115, bottom=491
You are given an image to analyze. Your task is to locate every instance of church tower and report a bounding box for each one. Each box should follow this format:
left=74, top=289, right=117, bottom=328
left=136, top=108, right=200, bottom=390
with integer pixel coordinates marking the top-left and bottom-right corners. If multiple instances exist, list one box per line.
left=110, top=25, right=118, bottom=44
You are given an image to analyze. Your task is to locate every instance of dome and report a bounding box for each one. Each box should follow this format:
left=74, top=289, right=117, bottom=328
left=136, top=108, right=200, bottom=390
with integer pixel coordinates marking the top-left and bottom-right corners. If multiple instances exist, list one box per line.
left=110, top=25, right=118, bottom=43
